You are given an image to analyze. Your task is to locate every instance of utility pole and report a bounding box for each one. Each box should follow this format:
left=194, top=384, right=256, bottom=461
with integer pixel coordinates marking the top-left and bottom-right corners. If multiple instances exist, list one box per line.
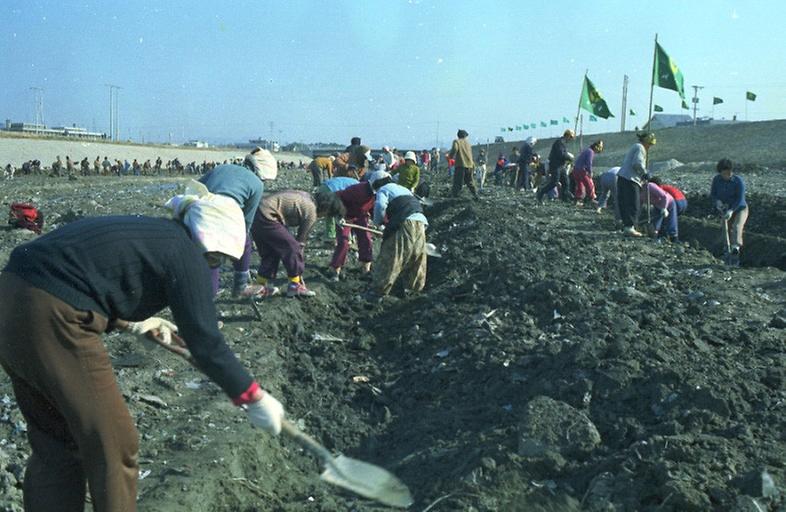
left=620, top=75, right=629, bottom=132
left=29, top=87, right=44, bottom=133
left=105, top=84, right=121, bottom=140
left=691, top=85, right=704, bottom=126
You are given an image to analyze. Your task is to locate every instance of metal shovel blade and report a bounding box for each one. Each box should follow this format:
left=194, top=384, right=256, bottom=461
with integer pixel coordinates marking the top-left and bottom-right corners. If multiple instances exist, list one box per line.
left=321, top=455, right=413, bottom=508
left=426, top=243, right=442, bottom=258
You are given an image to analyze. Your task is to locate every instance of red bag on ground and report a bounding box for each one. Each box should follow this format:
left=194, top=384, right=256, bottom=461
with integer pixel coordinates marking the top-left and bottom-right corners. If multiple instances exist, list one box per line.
left=9, top=202, right=44, bottom=234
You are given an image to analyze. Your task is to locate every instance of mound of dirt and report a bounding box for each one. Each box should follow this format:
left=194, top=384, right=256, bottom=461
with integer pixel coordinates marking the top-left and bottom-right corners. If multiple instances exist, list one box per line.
left=0, top=169, right=785, bottom=511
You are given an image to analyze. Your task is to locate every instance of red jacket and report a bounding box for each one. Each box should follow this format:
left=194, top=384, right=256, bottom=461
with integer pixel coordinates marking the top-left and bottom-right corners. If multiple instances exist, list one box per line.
left=660, top=184, right=686, bottom=202
left=337, top=182, right=375, bottom=219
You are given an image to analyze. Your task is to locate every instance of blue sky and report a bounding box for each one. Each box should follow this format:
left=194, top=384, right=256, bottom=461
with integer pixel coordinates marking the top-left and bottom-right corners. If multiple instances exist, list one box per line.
left=2, top=0, right=785, bottom=148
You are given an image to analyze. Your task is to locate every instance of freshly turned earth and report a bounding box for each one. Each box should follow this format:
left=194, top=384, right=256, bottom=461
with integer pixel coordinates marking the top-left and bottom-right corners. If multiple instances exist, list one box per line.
left=0, top=125, right=785, bottom=511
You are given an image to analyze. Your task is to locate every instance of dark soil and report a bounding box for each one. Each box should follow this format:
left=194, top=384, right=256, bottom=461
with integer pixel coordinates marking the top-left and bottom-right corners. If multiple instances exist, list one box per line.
left=1, top=166, right=785, bottom=511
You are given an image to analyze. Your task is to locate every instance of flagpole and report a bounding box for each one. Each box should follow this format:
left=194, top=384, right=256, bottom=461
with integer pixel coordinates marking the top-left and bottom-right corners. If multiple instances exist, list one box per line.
left=575, top=70, right=587, bottom=136
left=646, top=34, right=658, bottom=168
left=647, top=34, right=657, bottom=132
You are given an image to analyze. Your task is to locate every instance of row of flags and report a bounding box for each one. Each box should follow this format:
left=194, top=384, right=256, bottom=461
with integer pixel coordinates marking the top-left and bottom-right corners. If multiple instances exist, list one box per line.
left=501, top=39, right=760, bottom=133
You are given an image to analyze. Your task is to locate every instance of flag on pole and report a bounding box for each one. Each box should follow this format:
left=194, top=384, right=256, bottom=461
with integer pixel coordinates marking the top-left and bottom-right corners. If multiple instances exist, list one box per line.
left=562, top=117, right=570, bottom=123
left=589, top=115, right=598, bottom=122
left=515, top=126, right=522, bottom=131
left=654, top=105, right=664, bottom=112
left=654, top=42, right=686, bottom=99
left=550, top=120, right=558, bottom=125
left=746, top=91, right=757, bottom=101
left=629, top=109, right=636, bottom=116
left=579, top=75, right=614, bottom=119
left=713, top=97, right=724, bottom=105
left=681, top=100, right=689, bottom=110
left=507, top=127, right=514, bottom=131
left=500, top=128, right=506, bottom=133
left=540, top=121, right=547, bottom=127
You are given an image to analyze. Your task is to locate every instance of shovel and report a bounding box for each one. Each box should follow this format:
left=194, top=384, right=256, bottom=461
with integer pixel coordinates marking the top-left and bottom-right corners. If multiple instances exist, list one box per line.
left=414, top=194, right=434, bottom=207
left=721, top=214, right=736, bottom=266
left=341, top=222, right=442, bottom=257
left=147, top=332, right=413, bottom=509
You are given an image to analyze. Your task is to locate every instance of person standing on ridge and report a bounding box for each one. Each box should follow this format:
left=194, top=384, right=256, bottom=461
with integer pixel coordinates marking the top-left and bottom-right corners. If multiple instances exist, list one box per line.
left=448, top=129, right=479, bottom=199
left=616, top=132, right=656, bottom=237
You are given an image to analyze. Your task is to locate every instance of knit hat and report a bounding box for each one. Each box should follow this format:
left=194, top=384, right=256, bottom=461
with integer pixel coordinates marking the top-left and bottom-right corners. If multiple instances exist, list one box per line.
left=165, top=180, right=246, bottom=260
left=244, top=147, right=277, bottom=180
left=404, top=151, right=417, bottom=162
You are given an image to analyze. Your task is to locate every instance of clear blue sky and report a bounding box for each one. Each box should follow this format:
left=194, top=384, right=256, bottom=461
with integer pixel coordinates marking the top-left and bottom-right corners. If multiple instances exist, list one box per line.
left=2, top=0, right=785, bottom=148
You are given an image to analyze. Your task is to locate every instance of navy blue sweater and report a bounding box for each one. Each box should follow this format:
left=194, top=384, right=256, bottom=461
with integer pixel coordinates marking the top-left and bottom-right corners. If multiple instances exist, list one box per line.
left=4, top=216, right=253, bottom=399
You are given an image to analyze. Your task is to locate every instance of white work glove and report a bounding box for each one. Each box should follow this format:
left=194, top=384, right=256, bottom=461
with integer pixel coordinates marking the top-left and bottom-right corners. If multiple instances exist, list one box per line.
left=661, top=208, right=669, bottom=219
left=245, top=393, right=285, bottom=435
left=724, top=209, right=733, bottom=220
left=715, top=200, right=726, bottom=212
left=126, top=317, right=178, bottom=346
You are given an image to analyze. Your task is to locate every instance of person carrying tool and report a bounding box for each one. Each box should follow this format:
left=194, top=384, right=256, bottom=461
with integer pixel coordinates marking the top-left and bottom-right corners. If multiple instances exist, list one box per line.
left=329, top=172, right=383, bottom=281
left=198, top=147, right=277, bottom=298
left=572, top=140, right=603, bottom=206
left=250, top=190, right=345, bottom=297
left=0, top=193, right=285, bottom=512
left=448, top=129, right=480, bottom=199
left=537, top=129, right=575, bottom=203
left=367, top=173, right=429, bottom=298
left=616, top=132, right=656, bottom=237
left=475, top=148, right=488, bottom=192
left=711, top=158, right=749, bottom=260
left=390, top=151, right=420, bottom=192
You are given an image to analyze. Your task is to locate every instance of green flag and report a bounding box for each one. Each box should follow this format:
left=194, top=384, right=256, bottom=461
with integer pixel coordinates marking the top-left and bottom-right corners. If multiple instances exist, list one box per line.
left=629, top=109, right=636, bottom=116
left=654, top=104, right=664, bottom=112
left=681, top=100, right=689, bottom=110
left=579, top=75, right=614, bottom=119
left=550, top=120, right=558, bottom=126
left=746, top=91, right=757, bottom=101
left=589, top=115, right=598, bottom=122
left=654, top=42, right=685, bottom=99
left=515, top=125, right=522, bottom=131
left=500, top=128, right=506, bottom=133
left=508, top=127, right=514, bottom=131
left=713, top=97, right=724, bottom=105
left=540, top=121, right=547, bottom=127
left=562, top=116, right=570, bottom=123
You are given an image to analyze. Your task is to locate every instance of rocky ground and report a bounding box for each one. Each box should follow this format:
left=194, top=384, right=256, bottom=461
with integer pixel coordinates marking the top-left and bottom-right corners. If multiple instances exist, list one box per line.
left=0, top=161, right=785, bottom=511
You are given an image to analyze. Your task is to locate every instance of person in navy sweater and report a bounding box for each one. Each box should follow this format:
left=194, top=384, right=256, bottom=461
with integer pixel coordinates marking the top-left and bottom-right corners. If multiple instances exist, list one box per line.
left=710, top=158, right=749, bottom=256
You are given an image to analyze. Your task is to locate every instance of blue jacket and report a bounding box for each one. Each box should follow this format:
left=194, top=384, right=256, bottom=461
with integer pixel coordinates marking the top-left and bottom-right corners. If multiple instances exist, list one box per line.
left=199, top=164, right=263, bottom=230
left=373, top=183, right=428, bottom=227
left=322, top=177, right=358, bottom=192
left=710, top=174, right=747, bottom=211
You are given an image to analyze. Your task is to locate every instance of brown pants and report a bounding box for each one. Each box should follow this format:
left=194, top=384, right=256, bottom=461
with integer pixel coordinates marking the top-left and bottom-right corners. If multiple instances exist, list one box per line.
left=0, top=272, right=139, bottom=512
left=372, top=220, right=427, bottom=296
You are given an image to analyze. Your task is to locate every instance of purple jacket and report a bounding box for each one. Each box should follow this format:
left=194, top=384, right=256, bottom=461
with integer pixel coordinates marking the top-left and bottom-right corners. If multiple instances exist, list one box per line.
left=572, top=147, right=595, bottom=175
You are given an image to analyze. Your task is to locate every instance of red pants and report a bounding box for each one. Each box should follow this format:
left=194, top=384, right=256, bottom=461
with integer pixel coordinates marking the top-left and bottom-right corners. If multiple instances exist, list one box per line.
left=572, top=168, right=596, bottom=201
left=330, top=217, right=373, bottom=269
left=0, top=272, right=139, bottom=512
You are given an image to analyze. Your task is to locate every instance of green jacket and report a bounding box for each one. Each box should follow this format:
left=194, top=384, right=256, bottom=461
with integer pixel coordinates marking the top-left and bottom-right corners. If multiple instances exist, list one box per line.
left=392, top=162, right=420, bottom=191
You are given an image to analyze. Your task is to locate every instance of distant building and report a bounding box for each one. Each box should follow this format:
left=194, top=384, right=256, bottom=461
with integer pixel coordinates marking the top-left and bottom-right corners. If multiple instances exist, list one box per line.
left=2, top=120, right=105, bottom=140
left=235, top=138, right=280, bottom=152
left=644, top=114, right=693, bottom=130
left=183, top=140, right=209, bottom=148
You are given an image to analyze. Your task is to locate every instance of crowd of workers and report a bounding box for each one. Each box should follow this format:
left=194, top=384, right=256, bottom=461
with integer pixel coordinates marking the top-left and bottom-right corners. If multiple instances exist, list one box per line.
left=0, top=127, right=751, bottom=510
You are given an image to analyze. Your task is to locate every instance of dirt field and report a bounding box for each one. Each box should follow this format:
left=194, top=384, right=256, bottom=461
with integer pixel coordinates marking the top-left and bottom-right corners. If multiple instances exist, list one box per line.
left=0, top=128, right=785, bottom=511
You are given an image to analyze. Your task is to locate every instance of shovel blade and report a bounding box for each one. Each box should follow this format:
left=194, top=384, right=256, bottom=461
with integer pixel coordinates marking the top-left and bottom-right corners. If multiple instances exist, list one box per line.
left=426, top=243, right=442, bottom=258
left=320, top=455, right=413, bottom=508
